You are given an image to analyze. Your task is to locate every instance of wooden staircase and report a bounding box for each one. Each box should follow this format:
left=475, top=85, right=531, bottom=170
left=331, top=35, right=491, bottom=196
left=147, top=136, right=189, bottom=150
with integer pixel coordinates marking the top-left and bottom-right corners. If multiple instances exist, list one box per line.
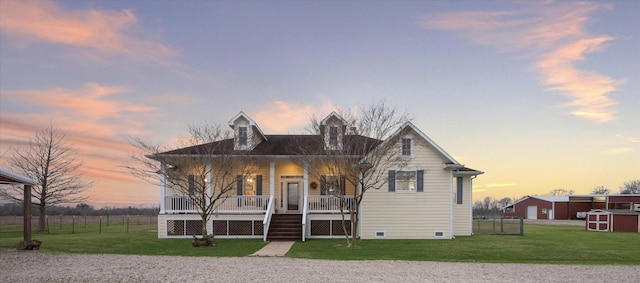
left=267, top=214, right=302, bottom=241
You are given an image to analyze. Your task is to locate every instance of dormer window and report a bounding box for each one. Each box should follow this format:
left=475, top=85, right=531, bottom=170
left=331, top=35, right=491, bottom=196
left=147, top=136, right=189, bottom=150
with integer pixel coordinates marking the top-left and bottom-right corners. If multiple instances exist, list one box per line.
left=238, top=126, right=248, bottom=146
left=401, top=137, right=412, bottom=156
left=329, top=126, right=338, bottom=146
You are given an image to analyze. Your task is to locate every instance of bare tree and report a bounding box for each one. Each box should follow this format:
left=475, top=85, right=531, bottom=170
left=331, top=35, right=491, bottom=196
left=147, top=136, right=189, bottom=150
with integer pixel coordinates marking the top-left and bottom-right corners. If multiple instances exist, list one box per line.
left=127, top=122, right=257, bottom=246
left=591, top=186, right=610, bottom=195
left=300, top=100, right=411, bottom=247
left=619, top=180, right=640, bottom=194
left=547, top=188, right=574, bottom=196
left=0, top=125, right=91, bottom=231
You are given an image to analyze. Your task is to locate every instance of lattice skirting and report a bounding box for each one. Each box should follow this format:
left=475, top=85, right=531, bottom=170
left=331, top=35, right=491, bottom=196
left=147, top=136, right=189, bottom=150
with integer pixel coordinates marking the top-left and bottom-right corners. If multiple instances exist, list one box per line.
left=310, top=219, right=351, bottom=236
left=167, top=220, right=203, bottom=236
left=166, top=219, right=264, bottom=236
left=214, top=220, right=264, bottom=236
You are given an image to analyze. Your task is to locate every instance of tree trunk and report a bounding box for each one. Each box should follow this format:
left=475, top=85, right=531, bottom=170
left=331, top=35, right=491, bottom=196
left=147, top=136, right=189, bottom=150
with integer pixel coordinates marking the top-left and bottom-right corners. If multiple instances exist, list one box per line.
left=38, top=204, right=46, bottom=232
left=201, top=215, right=208, bottom=238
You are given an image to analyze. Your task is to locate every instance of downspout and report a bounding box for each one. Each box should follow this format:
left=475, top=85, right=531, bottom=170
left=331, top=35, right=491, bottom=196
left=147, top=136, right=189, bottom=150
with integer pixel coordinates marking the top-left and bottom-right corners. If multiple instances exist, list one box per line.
left=470, top=175, right=477, bottom=235
left=449, top=170, right=453, bottom=239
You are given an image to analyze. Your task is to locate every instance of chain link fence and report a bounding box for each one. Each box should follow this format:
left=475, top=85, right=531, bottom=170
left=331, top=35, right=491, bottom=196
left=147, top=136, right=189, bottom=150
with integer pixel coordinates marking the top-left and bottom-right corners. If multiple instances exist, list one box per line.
left=0, top=215, right=157, bottom=234
left=473, top=214, right=523, bottom=235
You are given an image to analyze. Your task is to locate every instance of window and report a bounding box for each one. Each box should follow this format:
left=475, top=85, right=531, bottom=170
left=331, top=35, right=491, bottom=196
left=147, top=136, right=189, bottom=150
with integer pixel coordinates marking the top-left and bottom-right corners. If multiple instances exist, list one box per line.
left=396, top=171, right=416, bottom=191
left=329, top=126, right=338, bottom=146
left=321, top=175, right=344, bottom=196
left=188, top=175, right=206, bottom=195
left=401, top=138, right=412, bottom=156
left=389, top=170, right=423, bottom=192
left=238, top=126, right=248, bottom=146
left=456, top=177, right=463, bottom=204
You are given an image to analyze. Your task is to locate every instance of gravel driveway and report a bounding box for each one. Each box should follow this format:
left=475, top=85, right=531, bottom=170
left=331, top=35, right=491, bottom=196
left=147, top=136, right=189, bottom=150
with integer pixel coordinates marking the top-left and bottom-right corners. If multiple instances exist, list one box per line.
left=2, top=249, right=638, bottom=282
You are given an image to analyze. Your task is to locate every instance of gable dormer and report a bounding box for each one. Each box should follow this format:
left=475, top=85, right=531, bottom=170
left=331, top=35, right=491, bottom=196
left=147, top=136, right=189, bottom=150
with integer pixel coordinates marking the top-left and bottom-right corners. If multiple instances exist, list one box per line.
left=228, top=111, right=266, bottom=150
left=320, top=111, right=347, bottom=150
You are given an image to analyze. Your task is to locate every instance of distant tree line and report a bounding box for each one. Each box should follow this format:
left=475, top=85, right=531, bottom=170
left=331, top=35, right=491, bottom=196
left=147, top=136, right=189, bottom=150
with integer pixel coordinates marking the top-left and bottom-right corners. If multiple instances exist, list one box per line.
left=0, top=202, right=159, bottom=216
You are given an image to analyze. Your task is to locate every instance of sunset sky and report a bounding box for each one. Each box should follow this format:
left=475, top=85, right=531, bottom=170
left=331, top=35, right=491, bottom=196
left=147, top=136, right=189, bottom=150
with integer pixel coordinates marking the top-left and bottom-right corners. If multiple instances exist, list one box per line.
left=1, top=1, right=638, bottom=208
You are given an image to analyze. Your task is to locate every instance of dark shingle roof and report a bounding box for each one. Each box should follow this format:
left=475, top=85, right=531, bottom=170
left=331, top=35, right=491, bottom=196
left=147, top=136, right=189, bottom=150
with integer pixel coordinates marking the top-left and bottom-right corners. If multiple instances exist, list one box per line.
left=156, top=134, right=381, bottom=157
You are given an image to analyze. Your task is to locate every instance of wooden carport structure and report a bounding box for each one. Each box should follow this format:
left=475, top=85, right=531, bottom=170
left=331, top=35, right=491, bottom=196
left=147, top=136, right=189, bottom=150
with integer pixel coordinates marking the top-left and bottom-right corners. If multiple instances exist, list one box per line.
left=0, top=168, right=38, bottom=249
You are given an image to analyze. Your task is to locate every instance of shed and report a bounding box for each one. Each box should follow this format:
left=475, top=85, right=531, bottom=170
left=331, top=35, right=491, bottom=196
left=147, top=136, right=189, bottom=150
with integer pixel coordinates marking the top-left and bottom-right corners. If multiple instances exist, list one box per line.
left=586, top=209, right=640, bottom=233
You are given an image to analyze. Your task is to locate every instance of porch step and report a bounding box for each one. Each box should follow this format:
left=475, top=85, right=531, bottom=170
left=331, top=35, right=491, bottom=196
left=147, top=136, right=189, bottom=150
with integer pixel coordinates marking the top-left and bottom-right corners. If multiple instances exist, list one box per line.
left=267, top=214, right=302, bottom=241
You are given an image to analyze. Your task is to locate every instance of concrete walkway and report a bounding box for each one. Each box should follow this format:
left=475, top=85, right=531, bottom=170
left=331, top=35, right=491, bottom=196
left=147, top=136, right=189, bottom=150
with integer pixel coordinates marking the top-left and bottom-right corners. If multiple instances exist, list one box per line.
left=249, top=241, right=295, bottom=257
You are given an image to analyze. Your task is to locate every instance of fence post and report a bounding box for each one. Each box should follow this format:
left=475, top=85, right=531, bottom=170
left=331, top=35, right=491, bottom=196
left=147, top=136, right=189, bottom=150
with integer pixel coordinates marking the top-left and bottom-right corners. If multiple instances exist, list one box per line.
left=519, top=217, right=524, bottom=236
left=126, top=215, right=129, bottom=233
left=500, top=215, right=504, bottom=233
left=492, top=214, right=496, bottom=234
left=72, top=215, right=75, bottom=234
left=99, top=216, right=102, bottom=234
left=59, top=215, right=63, bottom=230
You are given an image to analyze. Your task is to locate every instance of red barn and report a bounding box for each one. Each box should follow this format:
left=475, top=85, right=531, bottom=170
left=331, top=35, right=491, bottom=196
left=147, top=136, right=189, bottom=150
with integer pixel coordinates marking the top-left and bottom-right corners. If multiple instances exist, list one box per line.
left=503, top=194, right=639, bottom=220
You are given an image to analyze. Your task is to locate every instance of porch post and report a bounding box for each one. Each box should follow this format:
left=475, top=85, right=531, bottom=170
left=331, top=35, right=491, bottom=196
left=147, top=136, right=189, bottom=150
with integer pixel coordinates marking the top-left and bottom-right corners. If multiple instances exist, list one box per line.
left=23, top=184, right=32, bottom=244
left=358, top=171, right=363, bottom=239
left=160, top=161, right=166, bottom=214
left=303, top=161, right=309, bottom=199
left=269, top=161, right=275, bottom=199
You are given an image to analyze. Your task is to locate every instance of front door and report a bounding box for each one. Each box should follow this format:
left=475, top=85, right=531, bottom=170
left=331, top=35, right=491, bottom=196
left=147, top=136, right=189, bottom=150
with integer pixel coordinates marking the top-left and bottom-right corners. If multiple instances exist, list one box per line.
left=287, top=182, right=299, bottom=211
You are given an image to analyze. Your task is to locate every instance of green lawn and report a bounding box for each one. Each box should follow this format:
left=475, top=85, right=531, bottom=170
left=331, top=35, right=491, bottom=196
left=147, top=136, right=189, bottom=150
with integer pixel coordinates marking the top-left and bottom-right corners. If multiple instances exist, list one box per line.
left=288, top=224, right=640, bottom=265
left=1, top=224, right=638, bottom=264
left=0, top=228, right=266, bottom=257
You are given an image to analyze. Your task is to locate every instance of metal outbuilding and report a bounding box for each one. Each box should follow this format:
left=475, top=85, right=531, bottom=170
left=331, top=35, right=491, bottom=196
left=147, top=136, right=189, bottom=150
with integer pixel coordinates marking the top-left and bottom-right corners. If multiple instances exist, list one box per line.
left=0, top=169, right=38, bottom=247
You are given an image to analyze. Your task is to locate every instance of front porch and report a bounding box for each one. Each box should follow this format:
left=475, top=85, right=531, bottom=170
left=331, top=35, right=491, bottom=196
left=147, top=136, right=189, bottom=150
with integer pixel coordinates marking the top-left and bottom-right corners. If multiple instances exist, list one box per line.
left=159, top=195, right=355, bottom=240
left=162, top=195, right=355, bottom=214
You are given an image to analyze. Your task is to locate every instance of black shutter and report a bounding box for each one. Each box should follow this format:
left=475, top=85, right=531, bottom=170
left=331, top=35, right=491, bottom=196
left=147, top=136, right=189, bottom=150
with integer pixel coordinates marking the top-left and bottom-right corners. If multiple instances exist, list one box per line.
left=388, top=170, right=395, bottom=192
left=340, top=175, right=346, bottom=195
left=236, top=175, right=243, bottom=195
left=256, top=175, right=263, bottom=195
left=320, top=175, right=327, bottom=195
left=456, top=177, right=463, bottom=204
left=417, top=170, right=424, bottom=192
left=188, top=175, right=195, bottom=195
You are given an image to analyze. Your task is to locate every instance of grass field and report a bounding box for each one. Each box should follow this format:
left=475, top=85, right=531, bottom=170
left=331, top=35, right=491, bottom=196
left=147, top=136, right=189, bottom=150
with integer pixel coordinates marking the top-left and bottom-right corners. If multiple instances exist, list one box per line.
left=1, top=224, right=638, bottom=264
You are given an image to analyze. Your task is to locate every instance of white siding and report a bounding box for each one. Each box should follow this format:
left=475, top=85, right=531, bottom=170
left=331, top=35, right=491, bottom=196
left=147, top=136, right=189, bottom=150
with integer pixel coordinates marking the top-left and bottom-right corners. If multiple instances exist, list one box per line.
left=361, top=135, right=453, bottom=239
left=452, top=177, right=472, bottom=236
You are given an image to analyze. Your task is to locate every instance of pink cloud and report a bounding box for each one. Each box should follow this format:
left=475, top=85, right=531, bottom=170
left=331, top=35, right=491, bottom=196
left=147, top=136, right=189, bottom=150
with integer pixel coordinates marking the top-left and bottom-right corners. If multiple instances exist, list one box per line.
left=1, top=83, right=156, bottom=133
left=0, top=1, right=175, bottom=63
left=421, top=1, right=620, bottom=123
left=251, top=99, right=338, bottom=133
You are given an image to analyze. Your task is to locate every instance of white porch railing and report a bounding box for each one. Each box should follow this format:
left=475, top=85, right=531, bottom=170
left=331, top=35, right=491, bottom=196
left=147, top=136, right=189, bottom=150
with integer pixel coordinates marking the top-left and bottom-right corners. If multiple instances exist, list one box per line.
left=263, top=197, right=275, bottom=241
left=164, top=195, right=270, bottom=213
left=307, top=195, right=355, bottom=212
